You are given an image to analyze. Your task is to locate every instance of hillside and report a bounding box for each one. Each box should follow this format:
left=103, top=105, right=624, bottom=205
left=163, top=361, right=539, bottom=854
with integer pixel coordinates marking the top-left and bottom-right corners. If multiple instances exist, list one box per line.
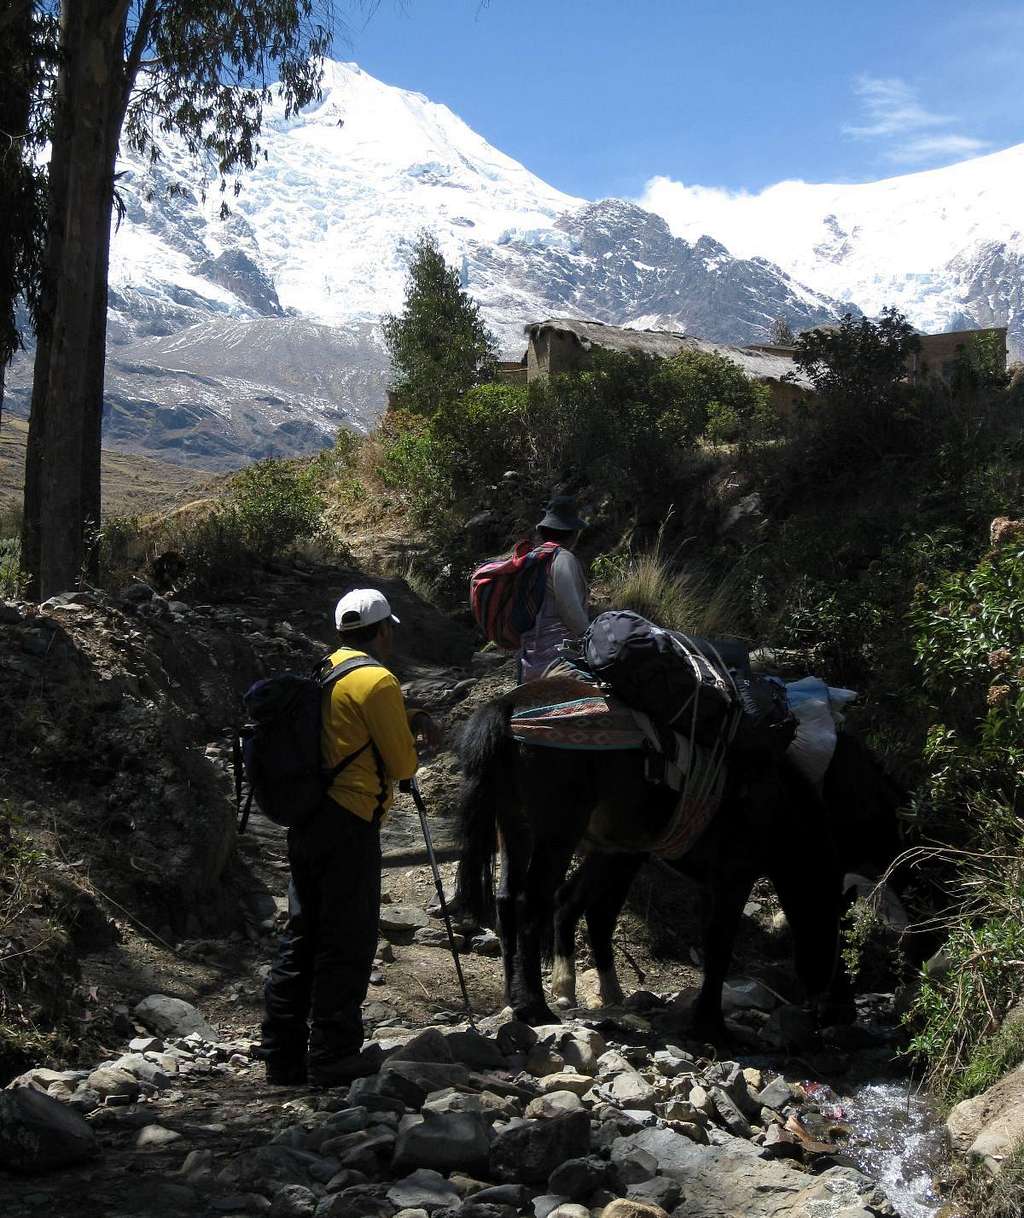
left=0, top=418, right=216, bottom=517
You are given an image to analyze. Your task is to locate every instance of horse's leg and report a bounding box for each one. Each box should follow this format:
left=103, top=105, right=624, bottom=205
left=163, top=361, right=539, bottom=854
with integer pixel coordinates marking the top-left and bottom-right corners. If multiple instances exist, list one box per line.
left=494, top=833, right=519, bottom=1007
left=692, top=854, right=756, bottom=1040
left=551, top=864, right=589, bottom=1008
left=511, top=836, right=579, bottom=1026
left=584, top=852, right=646, bottom=1006
left=771, top=858, right=854, bottom=1024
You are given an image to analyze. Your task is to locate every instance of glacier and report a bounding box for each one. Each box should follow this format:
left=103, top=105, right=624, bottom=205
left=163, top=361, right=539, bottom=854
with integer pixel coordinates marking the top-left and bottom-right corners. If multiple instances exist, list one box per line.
left=5, top=61, right=1020, bottom=469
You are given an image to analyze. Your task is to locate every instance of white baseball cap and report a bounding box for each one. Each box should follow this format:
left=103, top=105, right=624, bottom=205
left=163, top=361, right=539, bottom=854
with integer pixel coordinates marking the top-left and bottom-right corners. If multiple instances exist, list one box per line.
left=334, top=588, right=400, bottom=632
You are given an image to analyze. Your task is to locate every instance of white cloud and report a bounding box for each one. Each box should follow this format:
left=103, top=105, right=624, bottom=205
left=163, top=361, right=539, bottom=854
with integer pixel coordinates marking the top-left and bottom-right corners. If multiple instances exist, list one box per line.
left=843, top=75, right=950, bottom=139
left=890, top=133, right=991, bottom=164
left=843, top=73, right=989, bottom=166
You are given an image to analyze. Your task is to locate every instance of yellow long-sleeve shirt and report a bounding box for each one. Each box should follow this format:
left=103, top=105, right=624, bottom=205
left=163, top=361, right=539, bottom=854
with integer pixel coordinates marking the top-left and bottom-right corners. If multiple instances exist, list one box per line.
left=321, top=647, right=418, bottom=822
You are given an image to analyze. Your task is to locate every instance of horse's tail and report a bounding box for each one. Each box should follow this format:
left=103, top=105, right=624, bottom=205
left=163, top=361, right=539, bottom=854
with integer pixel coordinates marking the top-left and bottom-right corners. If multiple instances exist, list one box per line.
left=455, top=695, right=517, bottom=926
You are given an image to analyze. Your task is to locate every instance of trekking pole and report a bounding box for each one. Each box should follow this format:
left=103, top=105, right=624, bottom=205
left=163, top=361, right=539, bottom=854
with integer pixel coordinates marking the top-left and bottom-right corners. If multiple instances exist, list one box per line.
left=400, top=777, right=474, bottom=1023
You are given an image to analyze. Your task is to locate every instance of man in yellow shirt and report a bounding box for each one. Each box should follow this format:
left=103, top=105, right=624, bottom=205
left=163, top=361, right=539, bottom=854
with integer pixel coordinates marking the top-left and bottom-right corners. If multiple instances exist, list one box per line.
left=258, top=589, right=439, bottom=1087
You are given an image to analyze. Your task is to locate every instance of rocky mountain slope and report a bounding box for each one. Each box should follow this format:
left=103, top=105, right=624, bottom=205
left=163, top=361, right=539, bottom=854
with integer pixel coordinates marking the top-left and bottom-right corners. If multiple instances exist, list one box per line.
left=7, top=63, right=1020, bottom=470
left=643, top=141, right=1024, bottom=357
left=3, top=63, right=849, bottom=470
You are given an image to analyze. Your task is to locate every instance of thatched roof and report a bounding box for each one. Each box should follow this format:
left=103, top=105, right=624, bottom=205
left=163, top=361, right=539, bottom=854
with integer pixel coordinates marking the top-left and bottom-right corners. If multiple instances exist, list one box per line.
left=525, top=317, right=811, bottom=387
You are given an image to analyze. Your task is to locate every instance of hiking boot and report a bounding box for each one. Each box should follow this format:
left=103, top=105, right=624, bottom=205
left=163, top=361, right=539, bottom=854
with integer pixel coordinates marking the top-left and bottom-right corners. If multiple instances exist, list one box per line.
left=264, top=1059, right=308, bottom=1086
left=308, top=1043, right=384, bottom=1089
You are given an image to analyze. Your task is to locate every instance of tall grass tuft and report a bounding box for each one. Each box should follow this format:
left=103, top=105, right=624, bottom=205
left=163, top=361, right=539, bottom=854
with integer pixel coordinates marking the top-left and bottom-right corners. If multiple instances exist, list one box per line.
left=598, top=520, right=749, bottom=637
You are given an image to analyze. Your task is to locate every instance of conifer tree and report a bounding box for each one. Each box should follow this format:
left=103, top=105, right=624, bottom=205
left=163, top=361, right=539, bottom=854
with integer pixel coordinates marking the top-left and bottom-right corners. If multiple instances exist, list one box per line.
left=382, top=233, right=497, bottom=417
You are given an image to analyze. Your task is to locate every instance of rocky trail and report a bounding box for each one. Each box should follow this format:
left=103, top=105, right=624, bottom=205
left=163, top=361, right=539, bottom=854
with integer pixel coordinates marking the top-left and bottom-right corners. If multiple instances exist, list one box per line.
left=0, top=563, right=950, bottom=1217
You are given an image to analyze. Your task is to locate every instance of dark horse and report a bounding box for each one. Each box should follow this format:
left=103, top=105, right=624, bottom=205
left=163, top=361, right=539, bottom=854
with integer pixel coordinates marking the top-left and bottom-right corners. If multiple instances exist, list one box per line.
left=455, top=680, right=903, bottom=1035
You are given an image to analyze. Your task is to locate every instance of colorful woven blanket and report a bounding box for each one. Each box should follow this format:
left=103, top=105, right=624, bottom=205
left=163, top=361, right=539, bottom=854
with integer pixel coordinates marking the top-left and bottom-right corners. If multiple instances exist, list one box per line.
left=510, top=694, right=646, bottom=751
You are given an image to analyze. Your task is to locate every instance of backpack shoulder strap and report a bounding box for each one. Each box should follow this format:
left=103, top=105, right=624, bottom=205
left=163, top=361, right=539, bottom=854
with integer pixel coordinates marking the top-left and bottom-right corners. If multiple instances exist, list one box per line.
left=319, top=657, right=390, bottom=794
left=318, top=655, right=386, bottom=689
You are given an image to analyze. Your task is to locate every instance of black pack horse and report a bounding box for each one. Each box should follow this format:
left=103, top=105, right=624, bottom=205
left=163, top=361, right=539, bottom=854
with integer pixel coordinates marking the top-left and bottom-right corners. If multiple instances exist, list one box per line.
left=455, top=680, right=902, bottom=1036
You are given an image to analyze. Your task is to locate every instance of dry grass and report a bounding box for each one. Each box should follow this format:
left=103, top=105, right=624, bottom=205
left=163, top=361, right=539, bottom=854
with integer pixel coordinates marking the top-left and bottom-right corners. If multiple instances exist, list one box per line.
left=597, top=520, right=750, bottom=638
left=0, top=416, right=217, bottom=519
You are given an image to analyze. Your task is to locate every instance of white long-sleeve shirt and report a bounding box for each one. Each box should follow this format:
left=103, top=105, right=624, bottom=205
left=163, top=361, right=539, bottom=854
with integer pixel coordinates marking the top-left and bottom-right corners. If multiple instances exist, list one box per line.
left=520, top=548, right=589, bottom=680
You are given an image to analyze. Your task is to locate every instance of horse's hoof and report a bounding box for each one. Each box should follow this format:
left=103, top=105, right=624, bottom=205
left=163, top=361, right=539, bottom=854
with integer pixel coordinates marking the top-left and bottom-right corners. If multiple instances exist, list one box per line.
left=553, top=995, right=574, bottom=1011
left=514, top=1002, right=560, bottom=1027
left=689, top=1017, right=733, bottom=1048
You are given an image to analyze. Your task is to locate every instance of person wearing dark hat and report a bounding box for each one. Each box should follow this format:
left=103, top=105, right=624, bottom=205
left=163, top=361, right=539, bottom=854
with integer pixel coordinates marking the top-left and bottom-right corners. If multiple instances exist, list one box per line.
left=258, top=589, right=441, bottom=1087
left=520, top=496, right=591, bottom=681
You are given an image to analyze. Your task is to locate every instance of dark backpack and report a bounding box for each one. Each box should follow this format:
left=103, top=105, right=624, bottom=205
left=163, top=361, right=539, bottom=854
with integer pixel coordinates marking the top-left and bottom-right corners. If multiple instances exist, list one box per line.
left=234, top=656, right=384, bottom=831
left=730, top=674, right=797, bottom=760
left=582, top=610, right=736, bottom=741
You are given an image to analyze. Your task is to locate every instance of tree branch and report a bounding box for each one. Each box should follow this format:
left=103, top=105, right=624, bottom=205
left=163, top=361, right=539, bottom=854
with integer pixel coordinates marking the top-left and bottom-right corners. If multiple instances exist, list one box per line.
left=120, top=0, right=159, bottom=118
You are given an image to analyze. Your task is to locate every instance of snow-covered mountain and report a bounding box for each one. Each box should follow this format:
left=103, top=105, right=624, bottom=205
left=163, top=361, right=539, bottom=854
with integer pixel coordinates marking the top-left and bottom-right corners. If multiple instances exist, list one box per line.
left=642, top=144, right=1024, bottom=352
left=6, top=62, right=1020, bottom=468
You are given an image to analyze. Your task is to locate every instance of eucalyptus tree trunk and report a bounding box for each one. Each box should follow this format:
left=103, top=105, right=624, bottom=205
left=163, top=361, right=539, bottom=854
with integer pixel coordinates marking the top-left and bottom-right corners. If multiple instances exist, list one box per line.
left=0, top=0, right=35, bottom=434
left=22, top=0, right=129, bottom=599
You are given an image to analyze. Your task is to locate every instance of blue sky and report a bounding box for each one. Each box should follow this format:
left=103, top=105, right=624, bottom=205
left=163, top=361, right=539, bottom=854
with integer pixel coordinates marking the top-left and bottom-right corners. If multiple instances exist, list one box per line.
left=337, top=0, right=1023, bottom=199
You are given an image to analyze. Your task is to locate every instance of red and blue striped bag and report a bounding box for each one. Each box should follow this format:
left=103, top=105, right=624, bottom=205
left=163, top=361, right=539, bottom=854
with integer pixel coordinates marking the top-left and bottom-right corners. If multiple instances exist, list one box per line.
left=469, top=540, right=560, bottom=650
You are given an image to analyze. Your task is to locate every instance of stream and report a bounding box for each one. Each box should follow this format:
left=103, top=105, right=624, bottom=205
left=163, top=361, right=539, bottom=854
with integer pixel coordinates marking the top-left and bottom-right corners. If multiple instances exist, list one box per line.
left=831, top=1079, right=949, bottom=1217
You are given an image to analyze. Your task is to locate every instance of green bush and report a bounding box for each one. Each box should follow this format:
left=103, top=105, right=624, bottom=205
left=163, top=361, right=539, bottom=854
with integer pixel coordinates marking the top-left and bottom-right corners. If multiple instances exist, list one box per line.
left=0, top=504, right=24, bottom=599
left=228, top=458, right=326, bottom=559
left=904, top=535, right=1024, bottom=1099
left=374, top=347, right=770, bottom=537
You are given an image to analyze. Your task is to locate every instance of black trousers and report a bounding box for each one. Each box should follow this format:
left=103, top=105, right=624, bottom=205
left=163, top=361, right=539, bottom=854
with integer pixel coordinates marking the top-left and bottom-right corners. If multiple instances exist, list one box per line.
left=259, top=800, right=381, bottom=1070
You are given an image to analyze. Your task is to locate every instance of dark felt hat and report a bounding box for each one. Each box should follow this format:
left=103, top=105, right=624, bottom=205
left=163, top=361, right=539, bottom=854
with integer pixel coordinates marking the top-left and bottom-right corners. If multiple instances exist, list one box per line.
left=537, top=495, right=587, bottom=532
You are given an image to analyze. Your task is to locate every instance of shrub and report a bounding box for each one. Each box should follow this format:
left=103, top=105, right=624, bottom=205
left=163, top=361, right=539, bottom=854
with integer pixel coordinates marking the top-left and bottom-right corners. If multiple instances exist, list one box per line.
left=229, top=458, right=326, bottom=558
left=0, top=504, right=24, bottom=599
left=904, top=535, right=1024, bottom=1099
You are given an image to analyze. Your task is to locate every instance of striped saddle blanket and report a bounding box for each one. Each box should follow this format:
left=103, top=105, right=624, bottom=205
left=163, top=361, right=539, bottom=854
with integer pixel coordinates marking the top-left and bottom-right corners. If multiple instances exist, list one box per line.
left=510, top=688, right=726, bottom=860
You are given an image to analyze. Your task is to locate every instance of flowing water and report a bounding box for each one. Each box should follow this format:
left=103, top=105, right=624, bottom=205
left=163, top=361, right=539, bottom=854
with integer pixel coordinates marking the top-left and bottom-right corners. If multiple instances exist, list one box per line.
left=833, top=1080, right=949, bottom=1217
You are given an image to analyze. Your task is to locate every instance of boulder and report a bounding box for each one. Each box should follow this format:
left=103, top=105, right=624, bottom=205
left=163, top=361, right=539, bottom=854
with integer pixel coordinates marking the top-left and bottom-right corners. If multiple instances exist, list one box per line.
left=599, top=1202, right=670, bottom=1218
left=755, top=1077, right=795, bottom=1112
left=387, top=1169, right=461, bottom=1210
left=445, top=1031, right=505, bottom=1071
left=392, top=1110, right=490, bottom=1174
left=471, top=1184, right=530, bottom=1208
left=944, top=1071, right=1022, bottom=1164
left=353, top=1060, right=471, bottom=1108
left=525, top=1090, right=585, bottom=1119
left=539, top=1072, right=594, bottom=1097
left=548, top=1154, right=610, bottom=1200
left=315, top=1186, right=394, bottom=1218
left=269, top=1184, right=318, bottom=1218
left=948, top=1064, right=1024, bottom=1172
left=86, top=1066, right=140, bottom=1102
left=135, top=1124, right=183, bottom=1149
left=0, top=1087, right=98, bottom=1172
left=721, top=978, right=779, bottom=1012
left=134, top=994, right=219, bottom=1042
left=625, top=1178, right=681, bottom=1212
left=609, top=1140, right=659, bottom=1184
left=611, top=1129, right=886, bottom=1216
left=389, top=1029, right=454, bottom=1064
left=490, top=1111, right=591, bottom=1186
left=708, top=1086, right=752, bottom=1138
left=379, top=906, right=431, bottom=939
left=606, top=1071, right=657, bottom=1110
